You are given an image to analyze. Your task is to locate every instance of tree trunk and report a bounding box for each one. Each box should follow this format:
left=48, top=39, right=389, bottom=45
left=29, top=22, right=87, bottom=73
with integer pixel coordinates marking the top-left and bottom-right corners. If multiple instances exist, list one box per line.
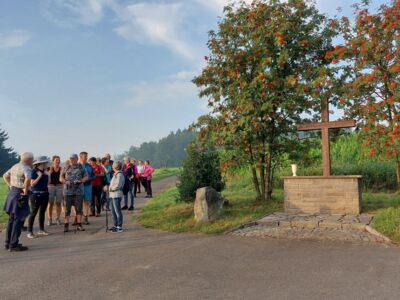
left=260, top=155, right=266, bottom=202
left=251, top=166, right=262, bottom=202
left=396, top=154, right=400, bottom=188
left=249, top=145, right=262, bottom=201
left=265, top=147, right=273, bottom=202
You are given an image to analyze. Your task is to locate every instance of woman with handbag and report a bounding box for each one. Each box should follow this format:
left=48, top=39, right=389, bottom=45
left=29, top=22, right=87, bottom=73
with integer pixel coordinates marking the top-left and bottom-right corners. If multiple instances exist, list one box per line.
left=27, top=156, right=51, bottom=239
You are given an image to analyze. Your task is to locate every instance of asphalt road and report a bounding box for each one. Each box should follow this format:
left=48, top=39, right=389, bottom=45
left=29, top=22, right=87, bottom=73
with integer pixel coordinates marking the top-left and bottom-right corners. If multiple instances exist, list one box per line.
left=1, top=176, right=400, bottom=300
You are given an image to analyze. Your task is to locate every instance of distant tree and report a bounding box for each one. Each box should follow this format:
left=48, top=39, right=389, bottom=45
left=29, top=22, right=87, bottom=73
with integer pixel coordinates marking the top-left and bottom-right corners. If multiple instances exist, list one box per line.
left=0, top=127, right=18, bottom=175
left=121, top=129, right=196, bottom=168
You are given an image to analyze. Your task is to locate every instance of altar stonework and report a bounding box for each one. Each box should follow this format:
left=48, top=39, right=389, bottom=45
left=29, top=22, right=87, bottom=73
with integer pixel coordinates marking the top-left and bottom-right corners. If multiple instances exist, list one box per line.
left=283, top=176, right=362, bottom=215
left=283, top=96, right=362, bottom=215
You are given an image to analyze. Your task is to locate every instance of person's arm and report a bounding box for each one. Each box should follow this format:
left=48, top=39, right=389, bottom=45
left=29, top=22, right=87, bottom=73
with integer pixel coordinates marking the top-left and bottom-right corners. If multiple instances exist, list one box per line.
left=22, top=168, right=31, bottom=195
left=3, top=170, right=11, bottom=188
left=30, top=171, right=42, bottom=187
left=82, top=168, right=89, bottom=183
left=60, top=168, right=69, bottom=184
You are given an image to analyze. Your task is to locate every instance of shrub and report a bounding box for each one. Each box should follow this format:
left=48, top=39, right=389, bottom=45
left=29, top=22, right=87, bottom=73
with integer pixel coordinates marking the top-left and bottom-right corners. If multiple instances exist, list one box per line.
left=177, top=144, right=224, bottom=202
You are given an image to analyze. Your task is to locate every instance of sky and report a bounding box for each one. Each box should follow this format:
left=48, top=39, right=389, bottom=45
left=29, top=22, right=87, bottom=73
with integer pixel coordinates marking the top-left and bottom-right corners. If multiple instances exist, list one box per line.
left=0, top=0, right=387, bottom=160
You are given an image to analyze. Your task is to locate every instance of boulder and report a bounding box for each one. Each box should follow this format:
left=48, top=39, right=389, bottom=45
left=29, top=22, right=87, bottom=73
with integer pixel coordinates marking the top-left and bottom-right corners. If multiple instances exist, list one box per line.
left=194, top=187, right=224, bottom=223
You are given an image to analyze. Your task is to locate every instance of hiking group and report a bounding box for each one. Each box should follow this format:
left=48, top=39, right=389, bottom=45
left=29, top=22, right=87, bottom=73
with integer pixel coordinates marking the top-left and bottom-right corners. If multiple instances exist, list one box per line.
left=2, top=152, right=155, bottom=252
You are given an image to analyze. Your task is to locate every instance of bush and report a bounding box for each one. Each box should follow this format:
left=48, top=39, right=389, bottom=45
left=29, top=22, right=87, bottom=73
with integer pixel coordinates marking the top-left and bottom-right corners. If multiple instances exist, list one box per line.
left=177, top=144, right=224, bottom=202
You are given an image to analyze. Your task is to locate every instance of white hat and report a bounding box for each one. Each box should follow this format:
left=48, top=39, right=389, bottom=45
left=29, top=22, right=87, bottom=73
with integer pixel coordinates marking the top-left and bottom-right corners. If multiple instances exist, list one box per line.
left=33, top=156, right=50, bottom=165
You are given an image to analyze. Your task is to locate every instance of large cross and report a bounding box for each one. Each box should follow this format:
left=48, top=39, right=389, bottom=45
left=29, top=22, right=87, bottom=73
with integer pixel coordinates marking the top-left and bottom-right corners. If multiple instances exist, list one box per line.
left=297, top=98, right=356, bottom=177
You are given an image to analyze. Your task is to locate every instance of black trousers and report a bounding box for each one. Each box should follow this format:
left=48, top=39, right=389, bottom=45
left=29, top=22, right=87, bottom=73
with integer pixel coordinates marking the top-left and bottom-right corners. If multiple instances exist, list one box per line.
left=141, top=178, right=147, bottom=193
left=5, top=213, right=23, bottom=247
left=91, top=186, right=102, bottom=215
left=147, top=180, right=152, bottom=197
left=28, top=193, right=49, bottom=232
left=134, top=178, right=141, bottom=196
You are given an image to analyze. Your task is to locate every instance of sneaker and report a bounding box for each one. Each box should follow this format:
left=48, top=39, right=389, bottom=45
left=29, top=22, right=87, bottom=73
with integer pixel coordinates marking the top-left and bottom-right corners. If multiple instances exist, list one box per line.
left=84, top=216, right=90, bottom=225
left=96, top=213, right=101, bottom=217
left=117, top=227, right=123, bottom=233
left=64, top=223, right=69, bottom=233
left=4, top=244, right=9, bottom=250
left=27, top=232, right=36, bottom=239
left=128, top=206, right=134, bottom=211
left=37, top=230, right=50, bottom=236
left=56, top=218, right=62, bottom=226
left=47, top=219, right=53, bottom=226
left=121, top=206, right=128, bottom=210
left=22, top=226, right=28, bottom=232
left=77, top=224, right=85, bottom=231
left=89, top=213, right=95, bottom=217
left=9, top=245, right=28, bottom=252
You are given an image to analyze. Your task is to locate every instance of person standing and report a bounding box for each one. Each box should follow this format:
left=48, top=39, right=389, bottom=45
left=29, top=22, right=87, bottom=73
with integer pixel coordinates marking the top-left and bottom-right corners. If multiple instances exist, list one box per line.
left=80, top=152, right=95, bottom=225
left=101, top=157, right=112, bottom=210
left=137, top=160, right=146, bottom=194
left=131, top=159, right=140, bottom=197
left=60, top=154, right=88, bottom=232
left=108, top=161, right=125, bottom=233
left=27, top=156, right=51, bottom=238
left=3, top=152, right=34, bottom=252
left=122, top=157, right=135, bottom=210
left=89, top=157, right=104, bottom=217
left=143, top=160, right=155, bottom=198
left=48, top=155, right=63, bottom=226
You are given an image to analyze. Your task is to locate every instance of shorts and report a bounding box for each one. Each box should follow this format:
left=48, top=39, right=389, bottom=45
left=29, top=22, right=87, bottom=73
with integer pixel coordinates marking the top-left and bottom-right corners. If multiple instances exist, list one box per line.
left=48, top=185, right=63, bottom=205
left=83, top=185, right=92, bottom=202
left=64, top=195, right=83, bottom=216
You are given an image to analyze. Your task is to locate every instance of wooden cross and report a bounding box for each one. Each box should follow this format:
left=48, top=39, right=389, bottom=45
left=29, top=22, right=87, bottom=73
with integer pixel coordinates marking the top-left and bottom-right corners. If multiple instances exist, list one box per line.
left=297, top=98, right=356, bottom=177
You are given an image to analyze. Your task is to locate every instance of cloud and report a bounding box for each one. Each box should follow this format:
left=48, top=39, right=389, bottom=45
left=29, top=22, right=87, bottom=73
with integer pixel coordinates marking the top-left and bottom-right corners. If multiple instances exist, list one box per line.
left=113, top=2, right=196, bottom=60
left=42, top=0, right=112, bottom=26
left=0, top=30, right=32, bottom=49
left=124, top=70, right=199, bottom=108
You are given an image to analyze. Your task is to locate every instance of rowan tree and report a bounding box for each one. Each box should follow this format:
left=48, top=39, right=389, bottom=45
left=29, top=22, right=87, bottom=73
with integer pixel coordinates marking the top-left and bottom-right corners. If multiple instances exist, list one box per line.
left=328, top=0, right=400, bottom=184
left=193, top=0, right=337, bottom=201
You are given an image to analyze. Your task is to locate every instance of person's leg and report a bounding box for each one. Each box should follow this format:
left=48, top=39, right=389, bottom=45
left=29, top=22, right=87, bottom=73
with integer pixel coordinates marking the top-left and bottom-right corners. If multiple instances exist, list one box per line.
left=75, top=195, right=84, bottom=230
left=28, top=195, right=40, bottom=234
left=116, top=198, right=123, bottom=228
left=141, top=178, right=148, bottom=194
left=110, top=198, right=118, bottom=228
left=90, top=187, right=95, bottom=216
left=148, top=180, right=152, bottom=197
left=129, top=183, right=135, bottom=209
left=56, top=186, right=63, bottom=222
left=38, top=195, right=49, bottom=231
left=5, top=214, right=13, bottom=247
left=95, top=186, right=102, bottom=215
left=64, top=195, right=72, bottom=232
left=83, top=201, right=90, bottom=224
left=47, top=186, right=55, bottom=224
left=10, top=214, right=22, bottom=247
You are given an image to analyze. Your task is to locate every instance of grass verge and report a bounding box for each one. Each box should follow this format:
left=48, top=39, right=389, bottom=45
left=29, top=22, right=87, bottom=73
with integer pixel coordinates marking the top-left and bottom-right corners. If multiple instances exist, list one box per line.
left=153, top=168, right=180, bottom=182
left=139, top=172, right=282, bottom=234
left=0, top=179, right=8, bottom=227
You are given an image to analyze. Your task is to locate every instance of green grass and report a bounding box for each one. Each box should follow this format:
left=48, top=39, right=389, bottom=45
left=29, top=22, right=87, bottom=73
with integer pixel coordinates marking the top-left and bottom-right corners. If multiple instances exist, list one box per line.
left=139, top=171, right=282, bottom=234
left=0, top=178, right=8, bottom=227
left=152, top=168, right=181, bottom=182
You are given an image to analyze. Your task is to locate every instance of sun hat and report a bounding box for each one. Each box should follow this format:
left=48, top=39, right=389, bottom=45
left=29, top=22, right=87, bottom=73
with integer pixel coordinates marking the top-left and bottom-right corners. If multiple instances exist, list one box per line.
left=32, top=156, right=50, bottom=165
left=69, top=154, right=78, bottom=160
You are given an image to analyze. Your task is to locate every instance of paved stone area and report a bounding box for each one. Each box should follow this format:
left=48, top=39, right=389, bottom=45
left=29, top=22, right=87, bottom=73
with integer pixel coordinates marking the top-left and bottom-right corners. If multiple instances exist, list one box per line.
left=230, top=212, right=392, bottom=244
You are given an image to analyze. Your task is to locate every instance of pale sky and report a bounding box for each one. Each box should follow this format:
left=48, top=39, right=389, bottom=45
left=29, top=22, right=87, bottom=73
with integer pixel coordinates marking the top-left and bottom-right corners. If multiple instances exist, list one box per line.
left=0, top=0, right=386, bottom=159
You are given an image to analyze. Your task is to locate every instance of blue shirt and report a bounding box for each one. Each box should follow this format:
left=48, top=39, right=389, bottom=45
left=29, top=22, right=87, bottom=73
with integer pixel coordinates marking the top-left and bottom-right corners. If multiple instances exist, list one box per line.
left=82, top=163, right=95, bottom=186
left=31, top=169, right=49, bottom=192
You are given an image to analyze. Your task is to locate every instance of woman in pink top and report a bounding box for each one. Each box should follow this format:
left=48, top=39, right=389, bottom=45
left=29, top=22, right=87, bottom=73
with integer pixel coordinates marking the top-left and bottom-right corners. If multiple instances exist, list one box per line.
left=143, top=160, right=155, bottom=198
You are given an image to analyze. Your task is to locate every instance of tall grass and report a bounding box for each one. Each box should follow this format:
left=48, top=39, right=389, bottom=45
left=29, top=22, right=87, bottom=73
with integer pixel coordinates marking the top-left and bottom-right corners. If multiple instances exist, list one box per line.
left=275, top=133, right=397, bottom=191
